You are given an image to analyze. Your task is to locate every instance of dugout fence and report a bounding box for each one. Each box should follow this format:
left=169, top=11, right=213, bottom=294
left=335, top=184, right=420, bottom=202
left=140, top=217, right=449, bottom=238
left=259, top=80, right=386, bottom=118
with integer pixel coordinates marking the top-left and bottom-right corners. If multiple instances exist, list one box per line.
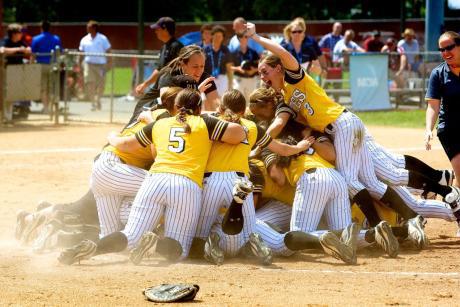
left=0, top=49, right=443, bottom=125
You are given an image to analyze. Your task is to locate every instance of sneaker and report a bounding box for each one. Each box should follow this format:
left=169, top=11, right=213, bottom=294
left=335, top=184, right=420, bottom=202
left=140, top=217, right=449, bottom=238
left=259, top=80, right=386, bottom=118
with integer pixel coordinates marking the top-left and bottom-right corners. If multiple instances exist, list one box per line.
left=445, top=186, right=460, bottom=206
left=15, top=210, right=30, bottom=240
left=439, top=170, right=455, bottom=186
left=129, top=231, right=158, bottom=265
left=58, top=240, right=97, bottom=265
left=204, top=233, right=224, bottom=266
left=232, top=179, right=254, bottom=204
left=374, top=221, right=399, bottom=258
left=340, top=223, right=361, bottom=262
left=32, top=219, right=62, bottom=253
left=247, top=233, right=272, bottom=266
left=319, top=231, right=356, bottom=265
left=407, top=215, right=429, bottom=249
left=21, top=213, right=47, bottom=245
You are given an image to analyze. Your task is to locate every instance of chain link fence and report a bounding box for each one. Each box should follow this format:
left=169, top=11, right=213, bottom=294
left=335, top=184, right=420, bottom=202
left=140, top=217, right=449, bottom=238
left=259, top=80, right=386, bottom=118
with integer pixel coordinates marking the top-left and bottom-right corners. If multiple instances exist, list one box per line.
left=0, top=49, right=445, bottom=125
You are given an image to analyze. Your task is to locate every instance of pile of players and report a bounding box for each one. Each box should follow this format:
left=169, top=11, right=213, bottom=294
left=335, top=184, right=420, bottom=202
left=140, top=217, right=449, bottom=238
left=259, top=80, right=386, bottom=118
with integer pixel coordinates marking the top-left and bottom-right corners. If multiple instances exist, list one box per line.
left=15, top=23, right=460, bottom=267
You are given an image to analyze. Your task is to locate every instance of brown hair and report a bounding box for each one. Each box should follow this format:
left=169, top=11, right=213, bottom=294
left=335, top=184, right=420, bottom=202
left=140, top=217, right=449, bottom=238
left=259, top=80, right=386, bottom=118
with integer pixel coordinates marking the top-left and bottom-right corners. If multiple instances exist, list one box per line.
left=260, top=53, right=284, bottom=72
left=439, top=31, right=460, bottom=45
left=200, top=24, right=213, bottom=34
left=160, top=87, right=183, bottom=112
left=174, top=88, right=202, bottom=133
left=162, top=45, right=205, bottom=74
left=212, top=25, right=226, bottom=37
left=219, top=89, right=246, bottom=122
left=249, top=87, right=280, bottom=107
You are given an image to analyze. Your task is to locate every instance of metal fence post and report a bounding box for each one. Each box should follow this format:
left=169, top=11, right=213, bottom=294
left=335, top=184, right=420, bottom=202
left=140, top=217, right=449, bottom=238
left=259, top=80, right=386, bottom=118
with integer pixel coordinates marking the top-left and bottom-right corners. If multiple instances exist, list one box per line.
left=110, top=54, right=114, bottom=124
left=63, top=50, right=69, bottom=123
left=53, top=47, right=61, bottom=124
left=0, top=53, right=4, bottom=126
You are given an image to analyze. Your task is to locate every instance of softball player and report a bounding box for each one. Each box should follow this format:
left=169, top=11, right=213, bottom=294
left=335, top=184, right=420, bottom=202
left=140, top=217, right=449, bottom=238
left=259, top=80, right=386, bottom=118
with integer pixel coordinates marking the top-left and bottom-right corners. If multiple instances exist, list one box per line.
left=90, top=87, right=181, bottom=239
left=194, top=89, right=313, bottom=265
left=58, top=88, right=247, bottom=265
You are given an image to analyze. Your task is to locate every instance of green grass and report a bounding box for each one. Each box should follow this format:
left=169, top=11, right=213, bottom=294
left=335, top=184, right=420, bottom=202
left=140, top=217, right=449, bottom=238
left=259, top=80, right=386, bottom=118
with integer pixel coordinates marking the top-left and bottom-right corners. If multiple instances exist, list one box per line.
left=355, top=109, right=426, bottom=128
left=104, top=67, right=133, bottom=96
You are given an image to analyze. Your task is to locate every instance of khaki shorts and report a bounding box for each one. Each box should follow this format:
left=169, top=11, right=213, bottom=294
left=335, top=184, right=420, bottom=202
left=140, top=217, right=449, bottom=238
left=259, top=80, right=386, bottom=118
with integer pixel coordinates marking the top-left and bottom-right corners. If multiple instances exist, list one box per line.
left=40, top=64, right=51, bottom=95
left=83, top=62, right=106, bottom=84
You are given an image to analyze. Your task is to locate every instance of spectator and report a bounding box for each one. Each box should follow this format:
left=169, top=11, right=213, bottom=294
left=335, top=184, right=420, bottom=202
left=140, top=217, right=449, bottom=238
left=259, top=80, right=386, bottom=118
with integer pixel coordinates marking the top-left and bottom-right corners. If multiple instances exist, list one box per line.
left=363, top=30, right=384, bottom=52
left=280, top=17, right=325, bottom=76
left=204, top=25, right=234, bottom=96
left=333, top=29, right=364, bottom=67
left=198, top=24, right=213, bottom=48
left=381, top=37, right=406, bottom=89
left=79, top=20, right=111, bottom=111
left=319, top=22, right=343, bottom=62
left=0, top=23, right=31, bottom=124
left=135, top=17, right=183, bottom=96
left=228, top=17, right=264, bottom=56
left=425, top=31, right=460, bottom=186
left=397, top=28, right=421, bottom=77
left=31, top=20, right=63, bottom=114
left=230, top=33, right=260, bottom=103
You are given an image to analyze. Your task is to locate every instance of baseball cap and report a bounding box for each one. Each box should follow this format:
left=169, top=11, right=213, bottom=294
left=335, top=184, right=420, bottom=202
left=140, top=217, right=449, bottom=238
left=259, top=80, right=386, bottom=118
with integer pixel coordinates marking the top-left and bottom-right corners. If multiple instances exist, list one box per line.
left=150, top=17, right=176, bottom=35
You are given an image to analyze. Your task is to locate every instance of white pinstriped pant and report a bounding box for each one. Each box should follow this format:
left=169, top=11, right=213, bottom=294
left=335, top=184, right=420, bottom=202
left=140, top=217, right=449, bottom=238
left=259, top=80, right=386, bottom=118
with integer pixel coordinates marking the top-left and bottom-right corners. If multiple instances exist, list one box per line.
left=195, top=172, right=256, bottom=257
left=327, top=111, right=388, bottom=198
left=255, top=200, right=292, bottom=233
left=122, top=173, right=202, bottom=259
left=365, top=133, right=409, bottom=186
left=90, top=151, right=148, bottom=238
left=291, top=168, right=351, bottom=232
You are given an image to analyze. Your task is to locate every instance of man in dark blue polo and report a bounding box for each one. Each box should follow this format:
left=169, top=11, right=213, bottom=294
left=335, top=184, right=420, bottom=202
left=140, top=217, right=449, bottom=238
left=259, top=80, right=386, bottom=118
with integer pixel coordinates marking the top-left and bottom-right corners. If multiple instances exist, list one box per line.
left=31, top=21, right=62, bottom=113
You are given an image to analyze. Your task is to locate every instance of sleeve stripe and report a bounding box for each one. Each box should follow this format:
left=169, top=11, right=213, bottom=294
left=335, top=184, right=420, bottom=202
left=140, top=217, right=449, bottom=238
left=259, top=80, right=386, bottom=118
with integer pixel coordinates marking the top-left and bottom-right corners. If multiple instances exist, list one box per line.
left=285, top=68, right=303, bottom=80
left=211, top=121, right=227, bottom=141
left=135, top=130, right=152, bottom=147
left=264, top=153, right=278, bottom=169
left=275, top=106, right=297, bottom=119
left=253, top=185, right=264, bottom=193
left=256, top=133, right=272, bottom=149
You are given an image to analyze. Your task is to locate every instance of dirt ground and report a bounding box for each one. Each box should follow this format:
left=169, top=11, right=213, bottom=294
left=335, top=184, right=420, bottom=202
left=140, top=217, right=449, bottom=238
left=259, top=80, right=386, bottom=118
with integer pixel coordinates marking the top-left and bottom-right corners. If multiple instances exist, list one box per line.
left=1, top=121, right=459, bottom=306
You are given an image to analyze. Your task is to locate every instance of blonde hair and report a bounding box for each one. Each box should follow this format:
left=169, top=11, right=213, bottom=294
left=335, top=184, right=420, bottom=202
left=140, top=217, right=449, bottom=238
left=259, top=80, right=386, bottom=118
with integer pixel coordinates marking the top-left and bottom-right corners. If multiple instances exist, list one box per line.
left=283, top=17, right=306, bottom=43
left=160, top=87, right=183, bottom=112
left=439, top=31, right=460, bottom=45
left=219, top=89, right=246, bottom=123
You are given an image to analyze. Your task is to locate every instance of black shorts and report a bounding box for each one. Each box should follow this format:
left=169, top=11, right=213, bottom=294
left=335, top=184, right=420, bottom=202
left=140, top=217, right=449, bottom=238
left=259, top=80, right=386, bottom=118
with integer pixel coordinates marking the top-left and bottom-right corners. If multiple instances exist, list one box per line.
left=438, top=130, right=460, bottom=161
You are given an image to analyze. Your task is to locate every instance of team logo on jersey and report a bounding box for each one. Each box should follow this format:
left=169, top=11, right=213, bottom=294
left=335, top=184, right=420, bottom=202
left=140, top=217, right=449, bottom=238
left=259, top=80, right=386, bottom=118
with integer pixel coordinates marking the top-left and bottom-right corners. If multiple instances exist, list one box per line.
left=289, top=89, right=314, bottom=117
left=241, top=126, right=249, bottom=145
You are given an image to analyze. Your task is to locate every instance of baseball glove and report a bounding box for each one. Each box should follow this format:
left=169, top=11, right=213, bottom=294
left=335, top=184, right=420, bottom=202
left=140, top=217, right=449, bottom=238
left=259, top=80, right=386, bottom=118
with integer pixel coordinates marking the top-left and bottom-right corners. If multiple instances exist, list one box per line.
left=143, top=284, right=200, bottom=303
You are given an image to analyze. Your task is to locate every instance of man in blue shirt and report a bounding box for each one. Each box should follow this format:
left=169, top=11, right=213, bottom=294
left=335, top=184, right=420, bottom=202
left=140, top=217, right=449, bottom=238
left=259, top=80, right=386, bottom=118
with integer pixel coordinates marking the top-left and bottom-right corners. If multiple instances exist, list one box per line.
left=228, top=17, right=264, bottom=56
left=31, top=21, right=62, bottom=113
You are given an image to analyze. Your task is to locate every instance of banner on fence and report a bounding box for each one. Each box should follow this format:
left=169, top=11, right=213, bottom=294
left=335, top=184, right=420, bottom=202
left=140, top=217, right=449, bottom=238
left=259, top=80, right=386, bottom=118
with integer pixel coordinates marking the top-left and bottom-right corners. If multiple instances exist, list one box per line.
left=350, top=54, right=391, bottom=111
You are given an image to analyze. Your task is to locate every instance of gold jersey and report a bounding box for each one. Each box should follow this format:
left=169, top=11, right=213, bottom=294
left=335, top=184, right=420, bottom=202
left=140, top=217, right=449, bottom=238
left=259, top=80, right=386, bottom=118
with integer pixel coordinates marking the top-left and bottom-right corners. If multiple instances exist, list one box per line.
left=135, top=113, right=228, bottom=187
left=104, top=109, right=170, bottom=169
left=282, top=68, right=345, bottom=132
left=206, top=117, right=272, bottom=175
left=250, top=159, right=295, bottom=206
left=282, top=149, right=334, bottom=187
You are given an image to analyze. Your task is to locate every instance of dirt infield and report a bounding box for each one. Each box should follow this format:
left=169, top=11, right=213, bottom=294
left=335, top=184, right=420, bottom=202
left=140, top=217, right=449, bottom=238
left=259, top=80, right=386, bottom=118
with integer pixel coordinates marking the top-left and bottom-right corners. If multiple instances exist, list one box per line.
left=1, top=121, right=459, bottom=306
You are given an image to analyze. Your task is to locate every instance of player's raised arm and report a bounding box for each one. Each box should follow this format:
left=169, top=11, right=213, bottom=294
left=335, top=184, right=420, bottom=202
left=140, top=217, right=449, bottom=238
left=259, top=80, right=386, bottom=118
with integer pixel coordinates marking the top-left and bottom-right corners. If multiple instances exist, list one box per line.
left=245, top=22, right=299, bottom=71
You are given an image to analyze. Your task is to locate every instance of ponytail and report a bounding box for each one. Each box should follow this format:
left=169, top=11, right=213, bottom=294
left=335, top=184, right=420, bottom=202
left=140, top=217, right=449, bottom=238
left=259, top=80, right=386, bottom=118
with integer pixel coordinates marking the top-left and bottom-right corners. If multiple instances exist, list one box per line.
left=176, top=107, right=192, bottom=134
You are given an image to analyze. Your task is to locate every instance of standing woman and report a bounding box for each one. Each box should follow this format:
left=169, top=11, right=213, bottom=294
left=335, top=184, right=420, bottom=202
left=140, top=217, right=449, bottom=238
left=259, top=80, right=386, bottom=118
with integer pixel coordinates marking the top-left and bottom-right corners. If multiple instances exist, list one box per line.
left=204, top=25, right=234, bottom=97
left=425, top=31, right=460, bottom=189
left=280, top=17, right=321, bottom=75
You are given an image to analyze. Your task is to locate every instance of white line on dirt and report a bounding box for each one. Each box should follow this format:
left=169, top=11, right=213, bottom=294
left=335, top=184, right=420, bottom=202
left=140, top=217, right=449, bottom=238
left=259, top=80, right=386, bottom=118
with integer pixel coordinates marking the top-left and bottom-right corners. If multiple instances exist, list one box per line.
left=258, top=267, right=460, bottom=278
left=0, top=145, right=442, bottom=156
left=0, top=147, right=99, bottom=155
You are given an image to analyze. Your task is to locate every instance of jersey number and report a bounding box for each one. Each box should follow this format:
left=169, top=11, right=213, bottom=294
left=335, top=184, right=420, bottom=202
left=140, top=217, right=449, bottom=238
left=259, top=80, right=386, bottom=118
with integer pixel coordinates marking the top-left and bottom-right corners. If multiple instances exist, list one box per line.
left=168, top=127, right=185, bottom=153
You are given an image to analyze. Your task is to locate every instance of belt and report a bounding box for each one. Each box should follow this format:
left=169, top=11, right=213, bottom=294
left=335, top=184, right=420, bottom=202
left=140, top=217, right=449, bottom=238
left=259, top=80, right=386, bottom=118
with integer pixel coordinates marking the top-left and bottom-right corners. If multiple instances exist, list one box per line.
left=326, top=109, right=348, bottom=131
left=204, top=171, right=245, bottom=178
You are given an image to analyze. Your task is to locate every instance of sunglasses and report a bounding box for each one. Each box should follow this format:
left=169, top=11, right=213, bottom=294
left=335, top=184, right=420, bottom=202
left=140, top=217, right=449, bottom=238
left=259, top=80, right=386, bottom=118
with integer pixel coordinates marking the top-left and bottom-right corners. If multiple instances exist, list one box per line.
left=291, top=30, right=303, bottom=34
left=438, top=43, right=458, bottom=53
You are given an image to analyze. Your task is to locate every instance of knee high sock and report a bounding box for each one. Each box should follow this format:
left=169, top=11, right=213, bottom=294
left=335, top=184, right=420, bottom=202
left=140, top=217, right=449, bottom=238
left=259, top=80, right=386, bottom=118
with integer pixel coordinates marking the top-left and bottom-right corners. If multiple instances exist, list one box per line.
left=404, top=155, right=443, bottom=181
left=95, top=231, right=128, bottom=255
left=407, top=171, right=452, bottom=198
left=284, top=231, right=322, bottom=250
left=353, top=189, right=381, bottom=227
left=380, top=186, right=417, bottom=220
